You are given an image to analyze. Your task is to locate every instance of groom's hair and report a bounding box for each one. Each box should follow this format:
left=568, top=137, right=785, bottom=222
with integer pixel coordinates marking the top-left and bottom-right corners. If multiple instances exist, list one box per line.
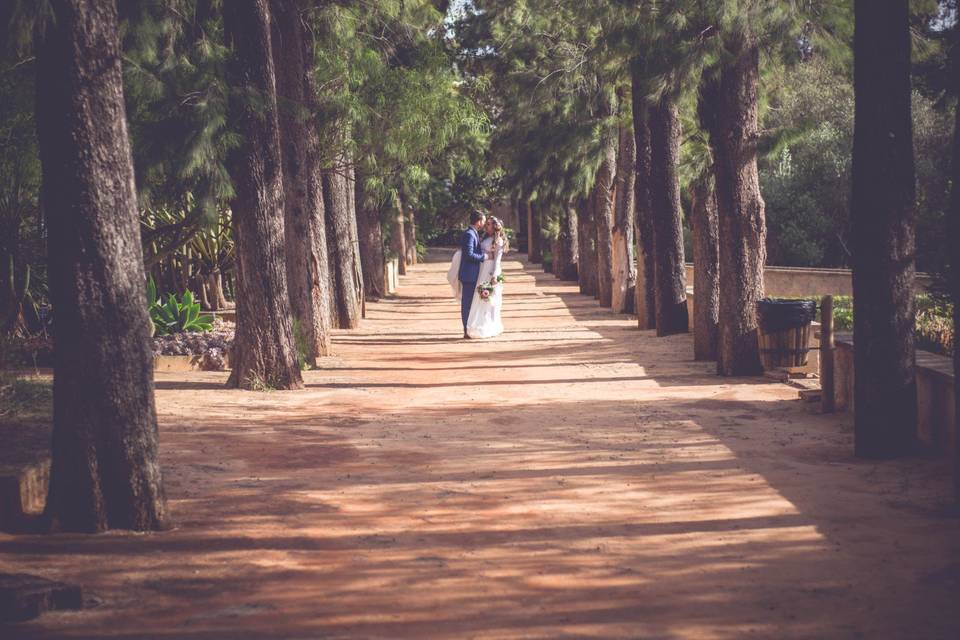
left=469, top=210, right=485, bottom=224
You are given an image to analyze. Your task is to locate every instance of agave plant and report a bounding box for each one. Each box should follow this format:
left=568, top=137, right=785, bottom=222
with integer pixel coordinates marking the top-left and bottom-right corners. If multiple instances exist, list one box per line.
left=147, top=278, right=214, bottom=336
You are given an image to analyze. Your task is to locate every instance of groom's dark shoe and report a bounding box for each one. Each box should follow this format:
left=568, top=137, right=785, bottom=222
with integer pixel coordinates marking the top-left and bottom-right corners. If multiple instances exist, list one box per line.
left=463, top=330, right=470, bottom=339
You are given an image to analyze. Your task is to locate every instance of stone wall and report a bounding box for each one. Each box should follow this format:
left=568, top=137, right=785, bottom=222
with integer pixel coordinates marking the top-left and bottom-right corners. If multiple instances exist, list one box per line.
left=684, top=265, right=934, bottom=298
left=833, top=338, right=956, bottom=456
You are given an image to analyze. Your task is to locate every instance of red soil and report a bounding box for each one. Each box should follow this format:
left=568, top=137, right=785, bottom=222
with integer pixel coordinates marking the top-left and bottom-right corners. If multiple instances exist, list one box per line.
left=2, top=250, right=959, bottom=639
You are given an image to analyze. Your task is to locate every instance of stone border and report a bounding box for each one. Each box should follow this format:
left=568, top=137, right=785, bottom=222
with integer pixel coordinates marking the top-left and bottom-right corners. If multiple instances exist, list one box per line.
left=833, top=336, right=957, bottom=454
left=685, top=264, right=934, bottom=298
left=0, top=458, right=49, bottom=532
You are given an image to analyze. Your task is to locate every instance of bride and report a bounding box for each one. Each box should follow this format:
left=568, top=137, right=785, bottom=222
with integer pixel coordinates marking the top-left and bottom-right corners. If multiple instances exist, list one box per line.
left=464, top=216, right=507, bottom=339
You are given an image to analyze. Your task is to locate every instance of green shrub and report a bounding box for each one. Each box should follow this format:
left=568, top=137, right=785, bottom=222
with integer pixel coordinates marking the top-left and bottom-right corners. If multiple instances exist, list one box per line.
left=916, top=296, right=954, bottom=356
left=291, top=318, right=311, bottom=370
left=147, top=278, right=214, bottom=336
left=541, top=250, right=553, bottom=272
left=808, top=294, right=953, bottom=355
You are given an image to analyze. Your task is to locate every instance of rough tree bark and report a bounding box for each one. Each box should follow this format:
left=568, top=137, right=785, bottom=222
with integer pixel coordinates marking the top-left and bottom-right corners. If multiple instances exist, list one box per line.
left=648, top=93, right=688, bottom=336
left=690, top=176, right=720, bottom=361
left=224, top=0, right=303, bottom=390
left=36, top=0, right=167, bottom=531
left=593, top=91, right=618, bottom=308
left=612, top=116, right=637, bottom=314
left=271, top=0, right=330, bottom=362
left=390, top=194, right=407, bottom=277
left=701, top=34, right=766, bottom=376
left=346, top=162, right=364, bottom=317
left=323, top=159, right=363, bottom=329
left=631, top=61, right=657, bottom=330
left=303, top=51, right=335, bottom=341
left=527, top=198, right=543, bottom=264
left=852, top=0, right=917, bottom=457
left=550, top=236, right=560, bottom=276
left=0, top=224, right=31, bottom=334
left=404, top=206, right=418, bottom=267
left=516, top=193, right=528, bottom=253
left=554, top=204, right=579, bottom=281
left=355, top=174, right=387, bottom=300
left=950, top=20, right=960, bottom=504
left=577, top=197, right=598, bottom=297
left=206, top=269, right=230, bottom=311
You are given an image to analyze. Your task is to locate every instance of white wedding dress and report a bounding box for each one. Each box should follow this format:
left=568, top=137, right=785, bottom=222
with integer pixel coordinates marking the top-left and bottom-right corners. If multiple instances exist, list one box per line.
left=466, top=237, right=504, bottom=339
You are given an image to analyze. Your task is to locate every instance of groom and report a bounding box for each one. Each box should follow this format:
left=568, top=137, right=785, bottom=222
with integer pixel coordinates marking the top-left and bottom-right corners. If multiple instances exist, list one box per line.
left=458, top=210, right=486, bottom=339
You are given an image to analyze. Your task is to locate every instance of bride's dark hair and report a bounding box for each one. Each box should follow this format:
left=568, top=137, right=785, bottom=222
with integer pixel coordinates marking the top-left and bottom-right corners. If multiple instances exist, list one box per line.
left=489, top=216, right=509, bottom=253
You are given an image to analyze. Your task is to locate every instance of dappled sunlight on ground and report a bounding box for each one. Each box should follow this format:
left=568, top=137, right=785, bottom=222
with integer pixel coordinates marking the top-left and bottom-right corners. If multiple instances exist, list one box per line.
left=2, top=249, right=959, bottom=638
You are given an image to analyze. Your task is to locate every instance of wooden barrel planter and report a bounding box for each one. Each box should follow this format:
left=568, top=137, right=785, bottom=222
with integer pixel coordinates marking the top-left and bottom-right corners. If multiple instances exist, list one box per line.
left=756, top=299, right=817, bottom=370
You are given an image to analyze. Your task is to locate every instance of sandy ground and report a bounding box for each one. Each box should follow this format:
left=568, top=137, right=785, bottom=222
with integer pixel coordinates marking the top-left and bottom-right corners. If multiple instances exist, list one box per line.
left=2, top=249, right=960, bottom=639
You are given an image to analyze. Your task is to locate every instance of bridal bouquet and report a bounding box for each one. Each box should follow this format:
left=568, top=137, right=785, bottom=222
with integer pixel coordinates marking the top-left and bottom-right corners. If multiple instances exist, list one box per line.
left=477, top=276, right=503, bottom=302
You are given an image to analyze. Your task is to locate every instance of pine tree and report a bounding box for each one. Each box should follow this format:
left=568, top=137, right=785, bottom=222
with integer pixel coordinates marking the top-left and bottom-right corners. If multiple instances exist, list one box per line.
left=612, top=108, right=637, bottom=314
left=557, top=203, right=581, bottom=281
left=271, top=0, right=331, bottom=362
left=356, top=172, right=387, bottom=299
left=223, top=0, right=303, bottom=390
left=324, top=157, right=364, bottom=329
left=593, top=87, right=618, bottom=307
left=578, top=197, right=599, bottom=296
left=948, top=2, right=960, bottom=503
left=528, top=198, right=543, bottom=264
left=851, top=0, right=917, bottom=457
left=631, top=65, right=657, bottom=331
left=700, top=26, right=766, bottom=376
left=35, top=0, right=167, bottom=531
left=648, top=91, right=689, bottom=336
left=690, top=174, right=719, bottom=360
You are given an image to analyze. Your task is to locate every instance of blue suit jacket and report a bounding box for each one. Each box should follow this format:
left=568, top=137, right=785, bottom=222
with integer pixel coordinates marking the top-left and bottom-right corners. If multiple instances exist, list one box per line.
left=458, top=227, right=484, bottom=283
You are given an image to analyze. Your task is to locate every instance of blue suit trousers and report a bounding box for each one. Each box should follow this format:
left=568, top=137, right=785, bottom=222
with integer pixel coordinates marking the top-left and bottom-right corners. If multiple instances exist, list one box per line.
left=461, top=280, right=477, bottom=330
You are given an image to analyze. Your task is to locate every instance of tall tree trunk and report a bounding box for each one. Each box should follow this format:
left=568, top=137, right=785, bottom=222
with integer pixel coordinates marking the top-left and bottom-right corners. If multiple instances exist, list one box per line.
left=577, top=197, right=598, bottom=296
left=323, top=160, right=363, bottom=329
left=950, top=21, right=960, bottom=505
left=527, top=198, right=543, bottom=264
left=391, top=193, right=407, bottom=277
left=303, top=54, right=335, bottom=345
left=0, top=233, right=30, bottom=335
left=543, top=210, right=554, bottom=274
left=36, top=0, right=166, bottom=531
left=355, top=174, right=387, bottom=300
left=852, top=0, right=917, bottom=457
left=612, top=115, right=637, bottom=314
left=702, top=35, right=766, bottom=376
left=271, top=0, right=329, bottom=363
left=404, top=208, right=418, bottom=266
left=197, top=271, right=211, bottom=309
left=648, top=94, right=688, bottom=336
left=207, top=269, right=229, bottom=311
left=551, top=236, right=561, bottom=277
left=593, top=91, right=617, bottom=309
left=631, top=61, right=657, bottom=330
left=224, top=0, right=303, bottom=390
left=346, top=162, right=364, bottom=317
left=516, top=192, right=528, bottom=253
left=555, top=204, right=579, bottom=281
left=690, top=177, right=720, bottom=361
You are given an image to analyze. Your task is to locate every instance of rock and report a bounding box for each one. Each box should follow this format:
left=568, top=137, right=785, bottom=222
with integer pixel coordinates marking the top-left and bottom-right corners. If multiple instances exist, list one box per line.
left=0, top=459, right=50, bottom=532
left=0, top=573, right=83, bottom=623
left=201, top=348, right=227, bottom=371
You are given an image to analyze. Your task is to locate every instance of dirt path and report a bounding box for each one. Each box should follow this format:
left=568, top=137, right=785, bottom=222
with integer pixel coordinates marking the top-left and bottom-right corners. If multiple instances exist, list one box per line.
left=3, top=250, right=960, bottom=639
